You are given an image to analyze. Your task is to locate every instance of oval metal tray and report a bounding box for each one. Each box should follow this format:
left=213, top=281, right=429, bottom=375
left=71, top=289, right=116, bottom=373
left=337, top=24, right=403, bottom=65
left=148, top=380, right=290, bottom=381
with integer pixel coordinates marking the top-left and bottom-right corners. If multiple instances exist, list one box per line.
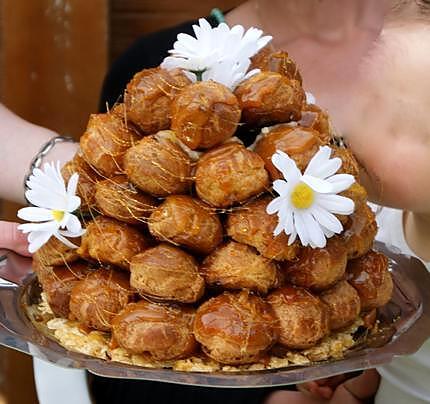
left=0, top=241, right=429, bottom=388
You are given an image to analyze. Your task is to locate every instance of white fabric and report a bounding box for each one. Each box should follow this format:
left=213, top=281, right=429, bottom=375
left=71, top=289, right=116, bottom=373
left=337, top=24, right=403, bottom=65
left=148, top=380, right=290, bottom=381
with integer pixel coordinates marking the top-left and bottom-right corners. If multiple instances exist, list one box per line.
left=374, top=207, right=430, bottom=404
left=33, top=358, right=91, bottom=404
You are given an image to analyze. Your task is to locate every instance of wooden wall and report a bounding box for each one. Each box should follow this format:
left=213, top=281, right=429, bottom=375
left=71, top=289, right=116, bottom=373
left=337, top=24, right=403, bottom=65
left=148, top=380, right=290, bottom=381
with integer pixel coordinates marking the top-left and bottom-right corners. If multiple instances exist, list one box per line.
left=0, top=2, right=108, bottom=403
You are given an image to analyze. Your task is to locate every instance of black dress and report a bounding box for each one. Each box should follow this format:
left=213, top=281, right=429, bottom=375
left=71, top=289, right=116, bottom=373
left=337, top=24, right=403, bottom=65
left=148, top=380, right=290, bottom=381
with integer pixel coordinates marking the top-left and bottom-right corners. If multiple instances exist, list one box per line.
left=92, top=15, right=289, bottom=404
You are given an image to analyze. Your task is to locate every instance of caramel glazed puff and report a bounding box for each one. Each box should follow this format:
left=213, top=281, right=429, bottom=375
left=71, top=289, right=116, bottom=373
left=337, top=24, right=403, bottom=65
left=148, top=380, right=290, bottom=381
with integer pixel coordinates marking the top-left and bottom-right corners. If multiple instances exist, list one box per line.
left=171, top=81, right=241, bottom=150
left=226, top=195, right=299, bottom=261
left=69, top=268, right=133, bottom=332
left=77, top=216, right=151, bottom=270
left=112, top=301, right=197, bottom=361
left=124, top=132, right=192, bottom=197
left=195, top=142, right=269, bottom=208
left=95, top=175, right=156, bottom=224
left=193, top=291, right=278, bottom=364
left=130, top=243, right=205, bottom=303
left=148, top=195, right=223, bottom=255
left=267, top=286, right=329, bottom=349
left=79, top=104, right=141, bottom=178
left=200, top=241, right=280, bottom=295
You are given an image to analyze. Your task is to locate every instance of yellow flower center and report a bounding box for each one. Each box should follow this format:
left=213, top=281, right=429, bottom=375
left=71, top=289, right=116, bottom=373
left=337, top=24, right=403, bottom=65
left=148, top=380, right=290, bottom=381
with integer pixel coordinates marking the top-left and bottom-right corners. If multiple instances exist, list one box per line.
left=52, top=210, right=65, bottom=222
left=290, top=183, right=315, bottom=209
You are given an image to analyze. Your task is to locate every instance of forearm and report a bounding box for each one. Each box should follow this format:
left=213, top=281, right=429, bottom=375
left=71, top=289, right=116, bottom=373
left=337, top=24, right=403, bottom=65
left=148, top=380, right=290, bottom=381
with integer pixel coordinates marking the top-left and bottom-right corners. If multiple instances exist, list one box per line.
left=1, top=104, right=78, bottom=204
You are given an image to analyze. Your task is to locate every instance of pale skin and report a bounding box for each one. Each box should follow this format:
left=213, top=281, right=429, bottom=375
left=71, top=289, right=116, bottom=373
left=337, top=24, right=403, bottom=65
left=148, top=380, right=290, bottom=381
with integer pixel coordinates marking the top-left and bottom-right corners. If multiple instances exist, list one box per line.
left=0, top=104, right=77, bottom=254
left=0, top=1, right=429, bottom=399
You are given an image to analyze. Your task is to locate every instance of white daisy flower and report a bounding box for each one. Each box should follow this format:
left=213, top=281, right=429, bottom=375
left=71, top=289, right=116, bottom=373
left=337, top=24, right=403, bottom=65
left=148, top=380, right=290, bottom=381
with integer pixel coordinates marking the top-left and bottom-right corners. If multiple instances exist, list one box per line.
left=17, top=161, right=85, bottom=253
left=200, top=58, right=260, bottom=90
left=266, top=146, right=356, bottom=249
left=161, top=18, right=272, bottom=89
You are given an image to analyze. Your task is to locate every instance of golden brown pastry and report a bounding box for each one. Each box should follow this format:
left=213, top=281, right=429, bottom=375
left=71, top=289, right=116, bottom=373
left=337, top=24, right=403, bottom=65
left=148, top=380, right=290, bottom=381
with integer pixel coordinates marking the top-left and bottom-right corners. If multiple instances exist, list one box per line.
left=69, top=269, right=133, bottom=331
left=124, top=133, right=192, bottom=197
left=148, top=195, right=222, bottom=254
left=342, top=203, right=377, bottom=259
left=251, top=49, right=303, bottom=84
left=39, top=262, right=90, bottom=318
left=80, top=107, right=140, bottom=177
left=200, top=241, right=279, bottom=294
left=33, top=235, right=80, bottom=267
left=112, top=301, right=197, bottom=360
left=320, top=280, right=361, bottom=330
left=193, top=291, right=278, bottom=364
left=254, top=125, right=323, bottom=180
left=77, top=216, right=150, bottom=270
left=95, top=175, right=156, bottom=224
left=124, top=67, right=190, bottom=134
left=298, top=104, right=331, bottom=143
left=195, top=143, right=269, bottom=207
left=283, top=238, right=347, bottom=291
left=234, top=71, right=305, bottom=125
left=267, top=286, right=329, bottom=349
left=171, top=81, right=241, bottom=150
left=337, top=182, right=368, bottom=225
left=61, top=153, right=101, bottom=211
left=347, top=250, right=393, bottom=311
left=331, top=146, right=360, bottom=178
left=341, top=183, right=368, bottom=209
left=130, top=244, right=205, bottom=303
left=226, top=196, right=299, bottom=261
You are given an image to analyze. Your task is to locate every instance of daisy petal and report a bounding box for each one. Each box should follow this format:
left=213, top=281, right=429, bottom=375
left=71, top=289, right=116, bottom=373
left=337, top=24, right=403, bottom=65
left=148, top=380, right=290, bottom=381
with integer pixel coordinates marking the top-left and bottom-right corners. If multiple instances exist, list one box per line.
left=306, top=158, right=342, bottom=180
left=65, top=214, right=83, bottom=235
left=310, top=205, right=343, bottom=234
left=326, top=174, right=355, bottom=193
left=66, top=173, right=79, bottom=198
left=273, top=220, right=284, bottom=236
left=272, top=179, right=290, bottom=196
left=17, top=207, right=53, bottom=222
left=282, top=208, right=295, bottom=235
left=293, top=212, right=310, bottom=247
left=302, top=211, right=326, bottom=248
left=25, top=189, right=67, bottom=211
left=272, top=150, right=301, bottom=182
left=317, top=194, right=355, bottom=215
left=304, top=146, right=332, bottom=176
left=301, top=175, right=334, bottom=193
left=266, top=196, right=283, bottom=215
left=288, top=230, right=297, bottom=245
left=55, top=232, right=80, bottom=249
left=18, top=221, right=59, bottom=234
left=28, top=230, right=54, bottom=253
left=60, top=228, right=86, bottom=238
left=320, top=225, right=335, bottom=238
left=67, top=195, right=81, bottom=213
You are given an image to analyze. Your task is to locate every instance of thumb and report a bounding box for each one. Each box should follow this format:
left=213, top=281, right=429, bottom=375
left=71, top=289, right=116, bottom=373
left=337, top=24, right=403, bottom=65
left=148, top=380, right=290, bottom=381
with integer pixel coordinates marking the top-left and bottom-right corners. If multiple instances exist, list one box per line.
left=0, top=221, right=32, bottom=257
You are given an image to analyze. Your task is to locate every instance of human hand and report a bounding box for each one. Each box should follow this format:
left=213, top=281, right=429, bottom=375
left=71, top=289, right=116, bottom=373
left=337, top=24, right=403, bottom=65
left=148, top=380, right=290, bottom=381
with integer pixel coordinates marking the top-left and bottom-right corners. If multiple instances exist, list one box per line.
left=297, top=374, right=350, bottom=400
left=265, top=370, right=380, bottom=404
left=0, top=221, right=31, bottom=256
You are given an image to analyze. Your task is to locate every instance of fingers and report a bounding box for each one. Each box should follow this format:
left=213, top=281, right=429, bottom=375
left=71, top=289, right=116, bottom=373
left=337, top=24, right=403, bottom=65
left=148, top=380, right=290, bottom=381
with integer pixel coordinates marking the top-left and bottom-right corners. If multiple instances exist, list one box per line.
left=331, top=369, right=380, bottom=404
left=298, top=381, right=333, bottom=400
left=264, top=390, right=325, bottom=404
left=0, top=221, right=31, bottom=256
left=342, top=369, right=380, bottom=400
left=297, top=374, right=350, bottom=400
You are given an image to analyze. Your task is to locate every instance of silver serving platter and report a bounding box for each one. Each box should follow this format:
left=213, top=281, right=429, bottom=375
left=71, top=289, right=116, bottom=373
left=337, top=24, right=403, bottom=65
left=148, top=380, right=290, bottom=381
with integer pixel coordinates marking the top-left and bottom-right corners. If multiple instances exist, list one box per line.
left=0, top=241, right=429, bottom=388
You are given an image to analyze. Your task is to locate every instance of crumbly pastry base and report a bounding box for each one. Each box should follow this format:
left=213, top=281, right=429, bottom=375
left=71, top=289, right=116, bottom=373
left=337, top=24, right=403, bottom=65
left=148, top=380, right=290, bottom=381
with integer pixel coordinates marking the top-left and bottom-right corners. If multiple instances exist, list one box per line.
left=27, top=293, right=365, bottom=372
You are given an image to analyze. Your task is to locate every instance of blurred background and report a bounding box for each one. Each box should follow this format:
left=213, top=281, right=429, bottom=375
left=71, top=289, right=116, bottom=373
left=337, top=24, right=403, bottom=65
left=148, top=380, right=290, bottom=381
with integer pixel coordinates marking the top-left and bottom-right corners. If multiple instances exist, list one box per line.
left=0, top=1, right=242, bottom=403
